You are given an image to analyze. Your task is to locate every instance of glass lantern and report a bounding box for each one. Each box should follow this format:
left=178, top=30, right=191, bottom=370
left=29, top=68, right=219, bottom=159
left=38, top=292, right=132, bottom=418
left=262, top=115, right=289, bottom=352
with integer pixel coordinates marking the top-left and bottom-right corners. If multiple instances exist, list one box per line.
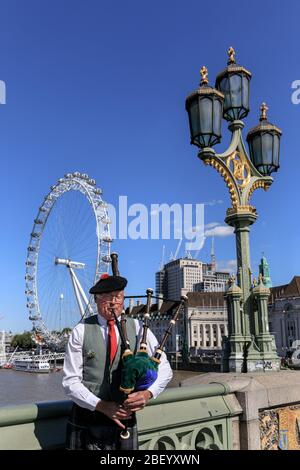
left=247, top=103, right=282, bottom=175
left=185, top=66, right=224, bottom=148
left=215, top=47, right=252, bottom=122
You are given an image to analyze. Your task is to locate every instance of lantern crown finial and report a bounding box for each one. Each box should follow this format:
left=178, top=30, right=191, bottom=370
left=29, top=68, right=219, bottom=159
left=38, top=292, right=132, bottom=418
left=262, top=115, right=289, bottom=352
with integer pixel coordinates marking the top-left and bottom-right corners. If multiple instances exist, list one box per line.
left=260, top=102, right=269, bottom=121
left=227, top=46, right=236, bottom=65
left=200, top=66, right=209, bottom=86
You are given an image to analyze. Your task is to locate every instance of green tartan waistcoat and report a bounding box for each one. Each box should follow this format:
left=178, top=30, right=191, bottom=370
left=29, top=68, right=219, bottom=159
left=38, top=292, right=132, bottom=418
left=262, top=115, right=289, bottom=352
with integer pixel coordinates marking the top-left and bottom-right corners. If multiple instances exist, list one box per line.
left=82, top=315, right=138, bottom=402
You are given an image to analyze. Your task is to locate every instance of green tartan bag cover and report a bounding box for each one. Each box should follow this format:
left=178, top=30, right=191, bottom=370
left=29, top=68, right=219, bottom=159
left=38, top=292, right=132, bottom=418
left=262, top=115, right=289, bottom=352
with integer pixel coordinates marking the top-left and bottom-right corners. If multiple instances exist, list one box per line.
left=120, top=351, right=158, bottom=393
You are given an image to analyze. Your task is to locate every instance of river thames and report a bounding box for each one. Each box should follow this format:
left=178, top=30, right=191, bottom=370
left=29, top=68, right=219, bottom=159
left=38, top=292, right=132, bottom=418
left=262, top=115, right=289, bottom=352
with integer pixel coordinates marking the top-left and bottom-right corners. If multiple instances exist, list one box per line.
left=0, top=369, right=202, bottom=407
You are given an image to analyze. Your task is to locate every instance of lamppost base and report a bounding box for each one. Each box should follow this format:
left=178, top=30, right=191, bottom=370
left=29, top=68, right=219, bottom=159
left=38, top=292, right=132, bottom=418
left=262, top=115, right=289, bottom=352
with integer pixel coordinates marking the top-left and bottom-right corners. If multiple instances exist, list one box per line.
left=227, top=356, right=245, bottom=373
left=225, top=356, right=280, bottom=373
left=221, top=335, right=255, bottom=373
left=246, top=357, right=281, bottom=372
left=222, top=335, right=277, bottom=373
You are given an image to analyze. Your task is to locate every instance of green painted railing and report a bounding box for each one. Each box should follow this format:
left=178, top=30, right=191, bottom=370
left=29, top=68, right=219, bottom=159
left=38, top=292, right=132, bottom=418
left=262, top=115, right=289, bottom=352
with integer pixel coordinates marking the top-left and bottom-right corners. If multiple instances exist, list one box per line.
left=0, top=383, right=240, bottom=450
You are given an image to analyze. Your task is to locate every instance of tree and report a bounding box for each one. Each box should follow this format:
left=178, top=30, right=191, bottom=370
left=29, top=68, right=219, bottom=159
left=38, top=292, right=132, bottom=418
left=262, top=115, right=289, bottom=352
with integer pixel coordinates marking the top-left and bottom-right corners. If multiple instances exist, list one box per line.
left=11, top=332, right=35, bottom=350
left=61, top=327, right=72, bottom=335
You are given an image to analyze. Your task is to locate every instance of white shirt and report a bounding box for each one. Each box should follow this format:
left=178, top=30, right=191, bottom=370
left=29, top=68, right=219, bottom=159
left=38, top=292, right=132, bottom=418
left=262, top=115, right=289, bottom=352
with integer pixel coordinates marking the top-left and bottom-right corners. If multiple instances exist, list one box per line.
left=62, top=314, right=173, bottom=411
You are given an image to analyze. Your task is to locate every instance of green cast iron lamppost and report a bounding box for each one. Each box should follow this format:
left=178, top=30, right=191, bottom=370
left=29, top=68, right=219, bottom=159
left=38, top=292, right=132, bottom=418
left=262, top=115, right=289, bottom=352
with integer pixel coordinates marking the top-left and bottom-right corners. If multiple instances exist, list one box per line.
left=185, top=47, right=282, bottom=373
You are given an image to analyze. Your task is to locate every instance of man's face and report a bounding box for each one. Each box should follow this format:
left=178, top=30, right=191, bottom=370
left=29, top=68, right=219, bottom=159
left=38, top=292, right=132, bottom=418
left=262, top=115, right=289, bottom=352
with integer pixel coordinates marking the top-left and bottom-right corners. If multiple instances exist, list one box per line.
left=95, top=290, right=124, bottom=321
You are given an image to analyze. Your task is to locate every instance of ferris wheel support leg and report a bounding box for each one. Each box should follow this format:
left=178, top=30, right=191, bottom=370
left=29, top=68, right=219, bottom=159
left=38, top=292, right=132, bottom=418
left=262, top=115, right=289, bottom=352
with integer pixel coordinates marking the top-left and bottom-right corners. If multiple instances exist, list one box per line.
left=68, top=268, right=86, bottom=318
left=69, top=268, right=94, bottom=316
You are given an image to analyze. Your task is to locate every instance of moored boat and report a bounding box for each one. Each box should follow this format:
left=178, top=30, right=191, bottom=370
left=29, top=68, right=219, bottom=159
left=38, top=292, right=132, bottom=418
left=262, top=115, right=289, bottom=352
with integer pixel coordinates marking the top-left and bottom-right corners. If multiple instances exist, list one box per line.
left=13, top=358, right=50, bottom=373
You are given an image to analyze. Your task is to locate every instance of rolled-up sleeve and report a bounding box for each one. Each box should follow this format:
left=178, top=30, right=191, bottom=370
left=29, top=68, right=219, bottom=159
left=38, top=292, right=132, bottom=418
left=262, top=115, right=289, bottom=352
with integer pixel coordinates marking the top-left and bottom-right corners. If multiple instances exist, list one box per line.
left=62, top=323, right=100, bottom=411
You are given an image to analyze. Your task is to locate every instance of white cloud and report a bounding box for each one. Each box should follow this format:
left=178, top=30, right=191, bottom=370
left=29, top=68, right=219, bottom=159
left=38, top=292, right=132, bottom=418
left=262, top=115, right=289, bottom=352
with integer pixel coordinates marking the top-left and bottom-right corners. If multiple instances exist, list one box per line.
left=204, top=222, right=219, bottom=229
left=217, top=259, right=237, bottom=273
left=204, top=225, right=234, bottom=237
left=203, top=199, right=224, bottom=206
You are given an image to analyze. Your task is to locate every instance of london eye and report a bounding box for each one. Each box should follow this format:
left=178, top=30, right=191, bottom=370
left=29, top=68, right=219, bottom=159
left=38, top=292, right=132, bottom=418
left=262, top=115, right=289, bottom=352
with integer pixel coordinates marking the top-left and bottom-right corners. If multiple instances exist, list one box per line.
left=25, top=172, right=112, bottom=349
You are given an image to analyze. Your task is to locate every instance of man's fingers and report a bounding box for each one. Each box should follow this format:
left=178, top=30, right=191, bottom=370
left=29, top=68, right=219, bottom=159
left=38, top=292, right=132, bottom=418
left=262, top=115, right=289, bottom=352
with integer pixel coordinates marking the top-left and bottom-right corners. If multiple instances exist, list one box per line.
left=126, top=392, right=138, bottom=399
left=125, top=402, right=145, bottom=411
left=124, top=393, right=139, bottom=404
left=125, top=401, right=141, bottom=407
left=115, top=409, right=132, bottom=418
left=128, top=406, right=143, bottom=412
left=113, top=418, right=125, bottom=429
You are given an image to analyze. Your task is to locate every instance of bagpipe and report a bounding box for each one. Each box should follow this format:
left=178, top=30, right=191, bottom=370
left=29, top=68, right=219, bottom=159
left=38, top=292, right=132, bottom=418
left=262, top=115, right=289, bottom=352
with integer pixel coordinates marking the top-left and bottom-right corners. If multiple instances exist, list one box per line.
left=109, top=253, right=187, bottom=441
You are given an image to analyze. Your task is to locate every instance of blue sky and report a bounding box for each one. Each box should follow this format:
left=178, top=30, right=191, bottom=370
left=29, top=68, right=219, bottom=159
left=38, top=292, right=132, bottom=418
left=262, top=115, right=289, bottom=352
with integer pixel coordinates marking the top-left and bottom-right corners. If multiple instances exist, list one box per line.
left=0, top=0, right=299, bottom=333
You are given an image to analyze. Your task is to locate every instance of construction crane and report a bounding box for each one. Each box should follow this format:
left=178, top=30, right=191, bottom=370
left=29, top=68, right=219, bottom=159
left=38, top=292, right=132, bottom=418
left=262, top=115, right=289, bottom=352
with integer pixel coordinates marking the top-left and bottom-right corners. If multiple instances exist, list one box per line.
left=173, top=238, right=183, bottom=260
left=160, top=245, right=165, bottom=270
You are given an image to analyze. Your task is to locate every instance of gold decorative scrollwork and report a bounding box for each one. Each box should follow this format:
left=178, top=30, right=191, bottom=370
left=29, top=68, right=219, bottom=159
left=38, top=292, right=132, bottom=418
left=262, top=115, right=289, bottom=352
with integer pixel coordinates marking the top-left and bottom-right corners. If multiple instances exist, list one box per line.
left=203, top=156, right=239, bottom=208
left=226, top=151, right=251, bottom=189
left=248, top=179, right=271, bottom=200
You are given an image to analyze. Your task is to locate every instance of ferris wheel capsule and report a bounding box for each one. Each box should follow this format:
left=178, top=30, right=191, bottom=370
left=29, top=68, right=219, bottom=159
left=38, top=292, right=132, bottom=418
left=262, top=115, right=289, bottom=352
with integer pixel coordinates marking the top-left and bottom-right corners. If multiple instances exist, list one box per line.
left=101, top=216, right=111, bottom=224
left=27, top=303, right=36, bottom=309
left=94, top=188, right=103, bottom=195
left=97, top=200, right=108, bottom=208
left=29, top=314, right=40, bottom=321
left=102, top=236, right=113, bottom=243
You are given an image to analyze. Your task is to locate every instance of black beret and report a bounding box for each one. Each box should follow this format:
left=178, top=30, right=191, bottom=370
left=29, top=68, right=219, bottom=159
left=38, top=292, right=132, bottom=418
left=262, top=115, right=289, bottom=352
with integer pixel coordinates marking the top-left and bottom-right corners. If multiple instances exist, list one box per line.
left=89, top=274, right=127, bottom=295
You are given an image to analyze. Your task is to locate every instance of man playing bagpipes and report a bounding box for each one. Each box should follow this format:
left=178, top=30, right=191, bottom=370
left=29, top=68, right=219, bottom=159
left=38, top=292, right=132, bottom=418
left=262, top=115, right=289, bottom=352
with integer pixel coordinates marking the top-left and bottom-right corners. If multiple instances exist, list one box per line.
left=63, top=253, right=174, bottom=450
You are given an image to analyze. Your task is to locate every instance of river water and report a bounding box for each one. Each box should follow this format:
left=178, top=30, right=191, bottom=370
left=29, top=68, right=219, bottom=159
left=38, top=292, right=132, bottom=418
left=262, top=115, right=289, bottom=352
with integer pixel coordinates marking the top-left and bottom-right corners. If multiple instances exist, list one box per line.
left=0, top=369, right=202, bottom=407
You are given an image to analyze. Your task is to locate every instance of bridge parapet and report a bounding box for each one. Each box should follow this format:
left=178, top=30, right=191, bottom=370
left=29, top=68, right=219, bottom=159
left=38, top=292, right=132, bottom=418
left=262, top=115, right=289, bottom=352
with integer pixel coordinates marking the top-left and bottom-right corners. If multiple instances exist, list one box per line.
left=0, top=383, right=242, bottom=450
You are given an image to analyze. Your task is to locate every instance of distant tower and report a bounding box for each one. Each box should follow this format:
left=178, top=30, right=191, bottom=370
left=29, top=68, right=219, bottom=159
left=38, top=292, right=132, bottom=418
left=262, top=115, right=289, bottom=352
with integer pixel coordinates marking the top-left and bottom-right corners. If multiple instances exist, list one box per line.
left=211, top=236, right=216, bottom=273
left=259, top=253, right=272, bottom=288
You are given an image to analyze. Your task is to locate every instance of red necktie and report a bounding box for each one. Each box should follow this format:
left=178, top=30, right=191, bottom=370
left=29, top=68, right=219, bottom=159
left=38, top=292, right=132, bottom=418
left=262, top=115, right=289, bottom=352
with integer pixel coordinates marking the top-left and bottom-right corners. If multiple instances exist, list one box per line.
left=107, top=320, right=118, bottom=364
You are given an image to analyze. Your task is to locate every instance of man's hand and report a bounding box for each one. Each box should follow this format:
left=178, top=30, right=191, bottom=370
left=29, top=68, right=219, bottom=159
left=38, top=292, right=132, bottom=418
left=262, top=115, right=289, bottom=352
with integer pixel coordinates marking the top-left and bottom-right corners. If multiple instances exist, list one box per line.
left=123, top=390, right=153, bottom=412
left=95, top=400, right=132, bottom=429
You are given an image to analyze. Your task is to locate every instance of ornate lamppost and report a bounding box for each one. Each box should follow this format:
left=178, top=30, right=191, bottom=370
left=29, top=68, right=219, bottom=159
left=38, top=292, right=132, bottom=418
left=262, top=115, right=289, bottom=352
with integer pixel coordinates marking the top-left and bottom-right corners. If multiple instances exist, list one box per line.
left=185, top=47, right=282, bottom=372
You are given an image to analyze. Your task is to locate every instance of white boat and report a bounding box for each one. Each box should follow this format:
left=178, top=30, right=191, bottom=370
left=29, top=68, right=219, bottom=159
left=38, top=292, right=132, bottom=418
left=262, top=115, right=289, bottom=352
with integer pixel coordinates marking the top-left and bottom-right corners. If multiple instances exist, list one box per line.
left=13, top=358, right=50, bottom=373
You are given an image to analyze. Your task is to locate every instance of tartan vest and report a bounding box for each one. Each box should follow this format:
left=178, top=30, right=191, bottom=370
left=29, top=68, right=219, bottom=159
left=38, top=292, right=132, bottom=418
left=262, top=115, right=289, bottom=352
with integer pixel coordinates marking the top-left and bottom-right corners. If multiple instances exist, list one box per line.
left=82, top=315, right=138, bottom=402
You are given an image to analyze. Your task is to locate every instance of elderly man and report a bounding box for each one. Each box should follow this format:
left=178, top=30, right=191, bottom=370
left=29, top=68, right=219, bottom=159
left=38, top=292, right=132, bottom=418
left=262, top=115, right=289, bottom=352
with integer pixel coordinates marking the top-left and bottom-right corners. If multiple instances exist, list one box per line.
left=63, top=273, right=173, bottom=450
